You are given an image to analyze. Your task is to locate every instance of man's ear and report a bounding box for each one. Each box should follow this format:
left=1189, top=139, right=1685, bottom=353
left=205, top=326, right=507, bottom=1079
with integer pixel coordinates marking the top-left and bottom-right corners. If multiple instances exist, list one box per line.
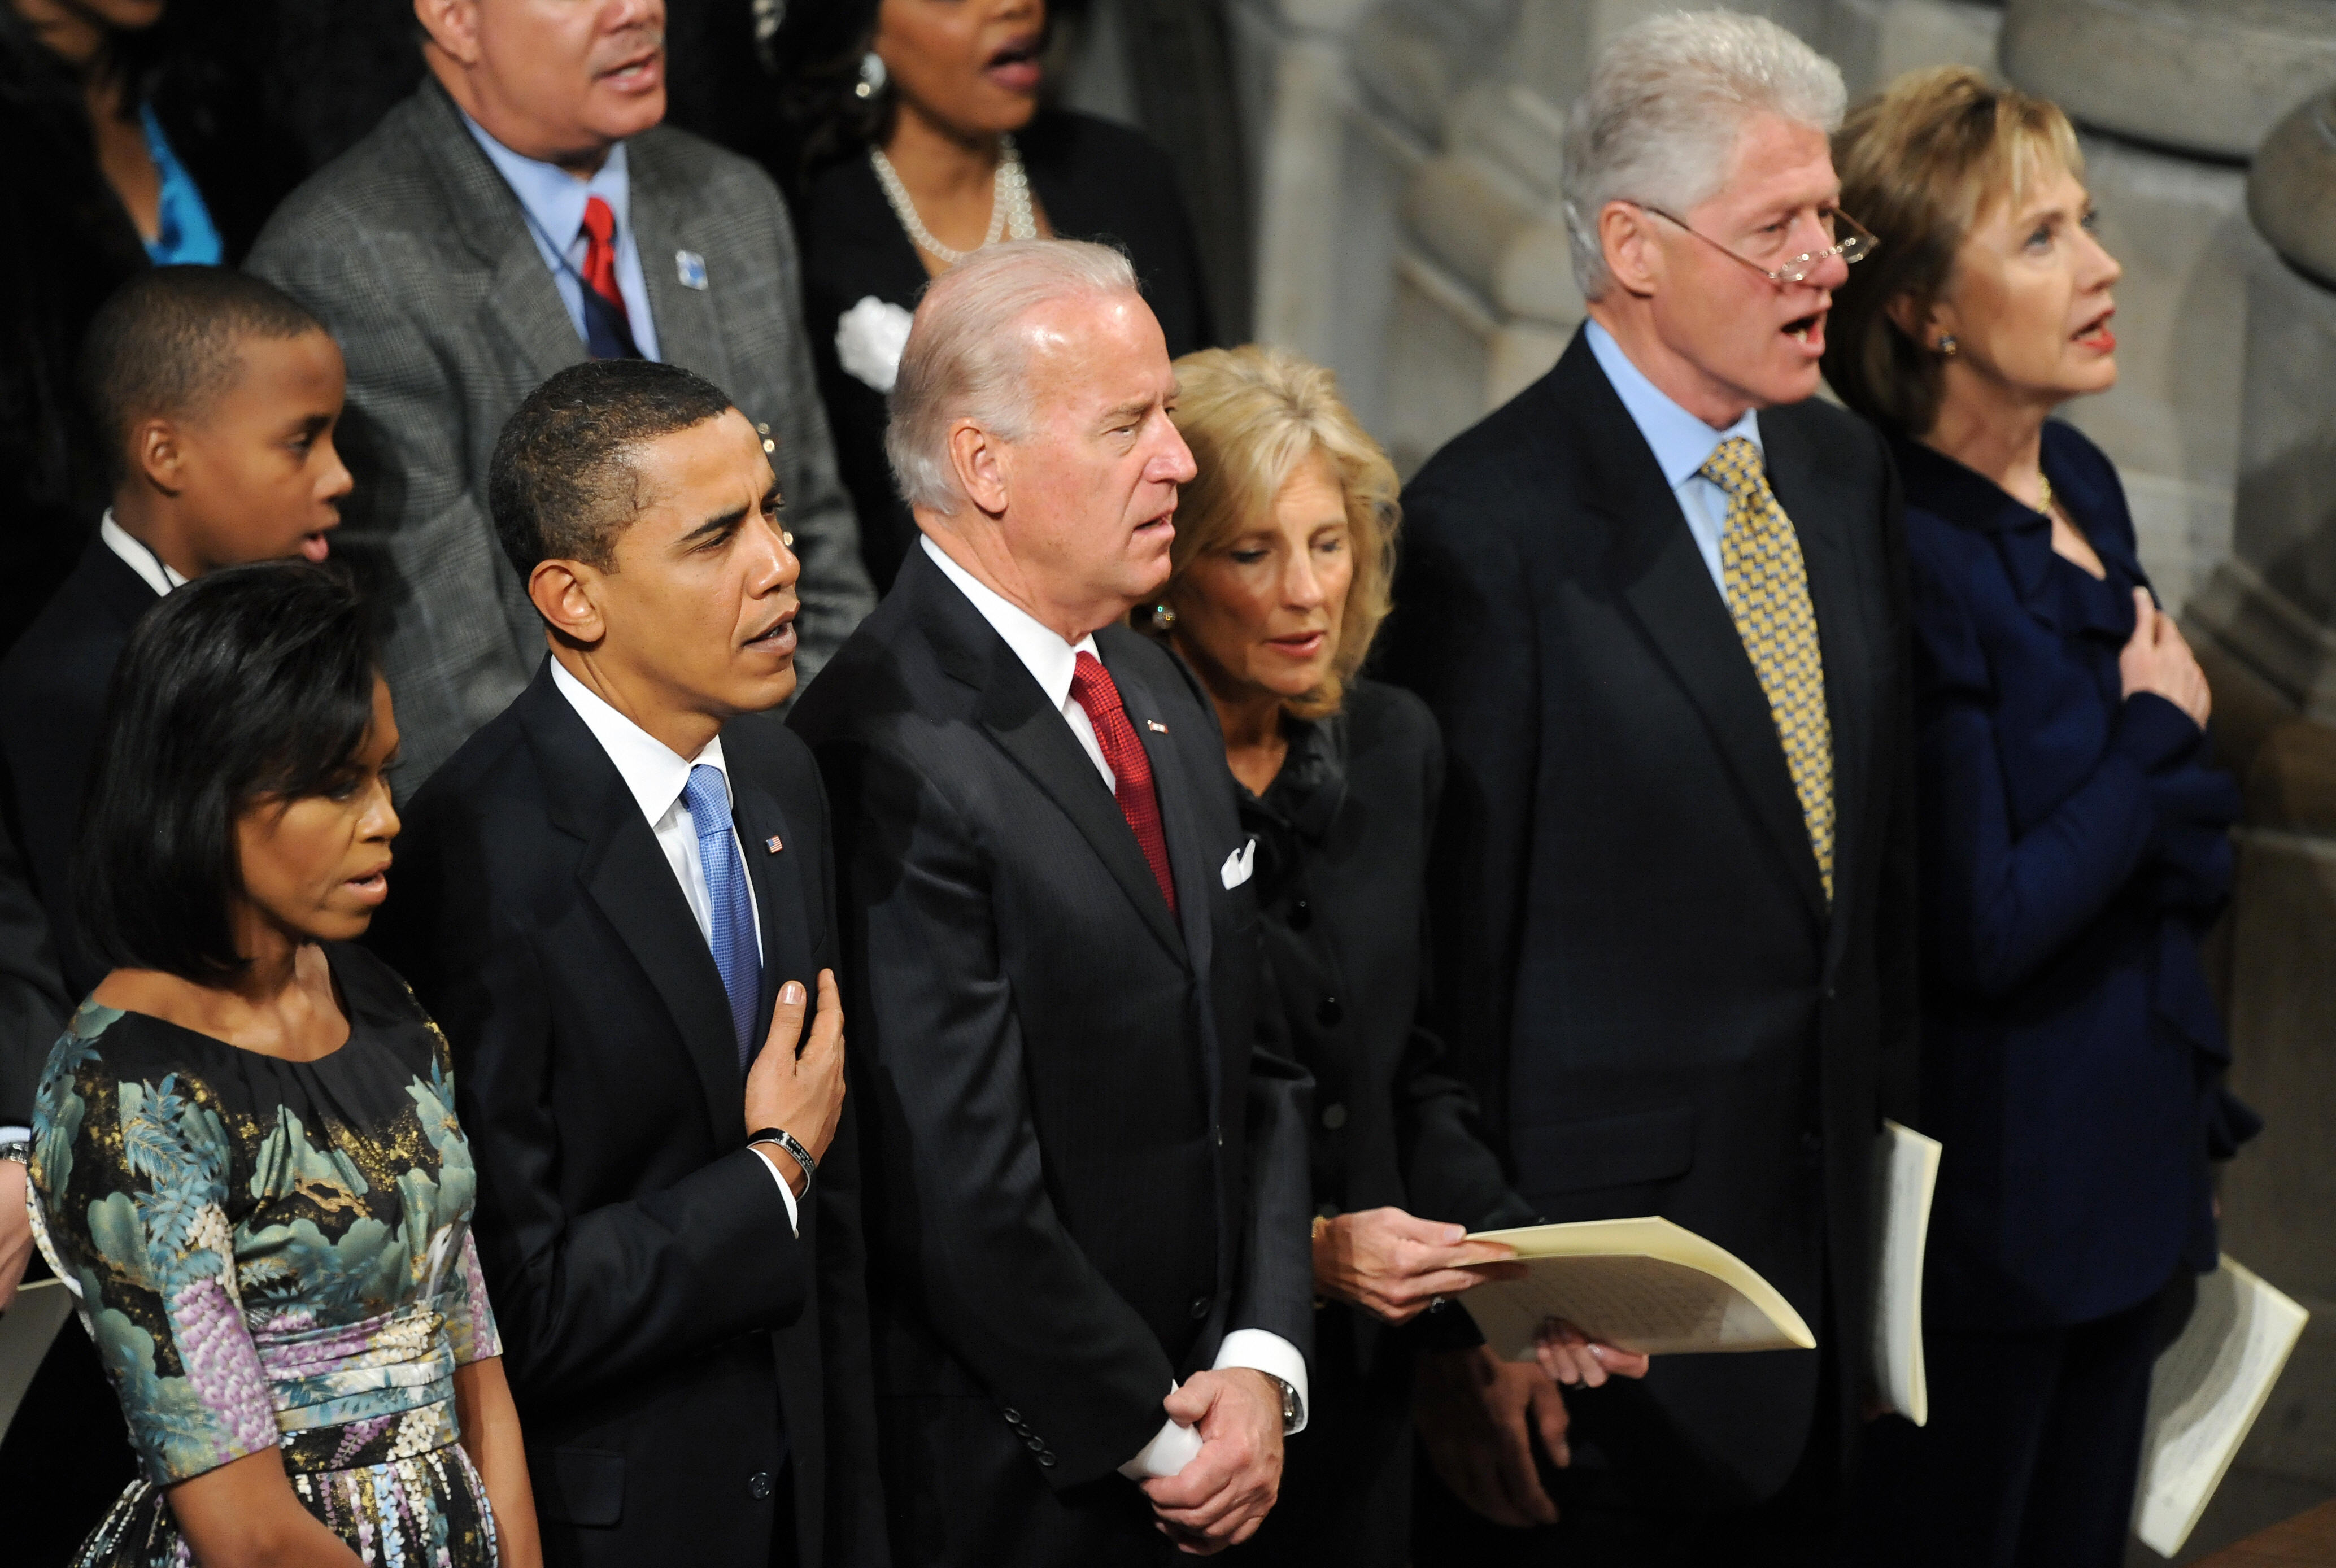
left=947, top=419, right=1010, bottom=519
left=413, top=0, right=483, bottom=66
left=1599, top=201, right=1663, bottom=300
left=529, top=558, right=608, bottom=647
left=128, top=417, right=186, bottom=498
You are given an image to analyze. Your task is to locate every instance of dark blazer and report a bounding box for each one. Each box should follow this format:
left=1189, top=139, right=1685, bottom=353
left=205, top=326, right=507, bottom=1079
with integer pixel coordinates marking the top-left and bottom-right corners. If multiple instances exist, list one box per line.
left=788, top=546, right=1313, bottom=1566
left=0, top=534, right=163, bottom=1000
left=1376, top=328, right=1920, bottom=1509
left=248, top=79, right=875, bottom=790
left=1230, top=678, right=1535, bottom=1568
left=0, top=807, right=66, bottom=1129
left=1895, top=421, right=2249, bottom=1331
left=795, top=110, right=1215, bottom=593
left=370, top=663, right=885, bottom=1568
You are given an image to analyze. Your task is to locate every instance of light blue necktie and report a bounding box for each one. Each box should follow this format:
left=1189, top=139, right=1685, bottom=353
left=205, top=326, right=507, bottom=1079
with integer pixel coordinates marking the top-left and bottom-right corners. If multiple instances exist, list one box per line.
left=681, top=764, right=760, bottom=1074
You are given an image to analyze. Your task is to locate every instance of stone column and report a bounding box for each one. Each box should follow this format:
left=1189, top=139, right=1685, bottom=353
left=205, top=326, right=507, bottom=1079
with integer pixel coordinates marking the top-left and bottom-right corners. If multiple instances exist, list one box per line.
left=2162, top=74, right=2336, bottom=1556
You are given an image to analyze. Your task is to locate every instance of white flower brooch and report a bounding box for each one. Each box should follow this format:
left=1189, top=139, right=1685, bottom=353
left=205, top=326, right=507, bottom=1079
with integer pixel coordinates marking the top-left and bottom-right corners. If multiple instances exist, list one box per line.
left=835, top=295, right=916, bottom=394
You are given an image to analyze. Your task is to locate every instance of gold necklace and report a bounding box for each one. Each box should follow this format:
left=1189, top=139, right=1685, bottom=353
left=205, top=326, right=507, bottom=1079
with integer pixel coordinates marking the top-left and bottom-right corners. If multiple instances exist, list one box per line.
left=2036, top=473, right=2055, bottom=517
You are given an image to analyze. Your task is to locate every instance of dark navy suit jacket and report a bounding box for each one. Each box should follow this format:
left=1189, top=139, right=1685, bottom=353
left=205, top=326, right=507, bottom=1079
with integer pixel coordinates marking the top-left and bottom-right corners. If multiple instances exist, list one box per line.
left=1896, top=420, right=2255, bottom=1332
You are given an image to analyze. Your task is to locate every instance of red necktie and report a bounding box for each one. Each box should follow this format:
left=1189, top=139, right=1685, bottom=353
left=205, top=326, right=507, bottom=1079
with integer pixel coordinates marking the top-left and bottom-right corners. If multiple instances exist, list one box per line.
left=579, top=195, right=630, bottom=327
left=1070, top=651, right=1178, bottom=916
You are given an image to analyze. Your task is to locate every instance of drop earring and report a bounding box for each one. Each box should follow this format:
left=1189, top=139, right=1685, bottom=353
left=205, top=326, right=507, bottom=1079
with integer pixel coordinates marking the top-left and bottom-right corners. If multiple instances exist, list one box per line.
left=1149, top=603, right=1178, bottom=632
left=855, top=50, right=888, bottom=100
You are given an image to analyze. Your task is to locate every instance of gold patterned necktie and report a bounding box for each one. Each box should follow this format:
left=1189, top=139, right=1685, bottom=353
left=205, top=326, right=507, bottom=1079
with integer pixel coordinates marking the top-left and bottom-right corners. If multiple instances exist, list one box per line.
left=1701, top=435, right=1835, bottom=903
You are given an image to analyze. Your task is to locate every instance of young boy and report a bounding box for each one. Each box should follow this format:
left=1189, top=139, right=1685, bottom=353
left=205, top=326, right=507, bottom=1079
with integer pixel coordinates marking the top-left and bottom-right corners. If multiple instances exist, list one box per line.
left=0, top=265, right=352, bottom=1002
left=0, top=264, right=353, bottom=1564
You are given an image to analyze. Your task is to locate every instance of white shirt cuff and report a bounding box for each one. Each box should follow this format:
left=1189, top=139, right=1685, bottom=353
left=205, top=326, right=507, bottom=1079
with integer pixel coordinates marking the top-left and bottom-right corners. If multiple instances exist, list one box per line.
left=748, top=1145, right=800, bottom=1236
left=1115, top=1330, right=1312, bottom=1482
left=0, top=1125, right=29, bottom=1152
left=1119, top=1386, right=1204, bottom=1480
left=1215, top=1329, right=1309, bottom=1433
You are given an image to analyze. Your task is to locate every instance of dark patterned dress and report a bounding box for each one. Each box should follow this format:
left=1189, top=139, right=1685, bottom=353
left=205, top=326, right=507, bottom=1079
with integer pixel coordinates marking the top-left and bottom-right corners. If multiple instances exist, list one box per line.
left=26, top=942, right=505, bottom=1567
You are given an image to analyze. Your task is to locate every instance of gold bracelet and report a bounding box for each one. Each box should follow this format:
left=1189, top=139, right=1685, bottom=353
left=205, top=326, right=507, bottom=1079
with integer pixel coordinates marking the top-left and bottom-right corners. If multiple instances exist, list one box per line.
left=1311, top=1213, right=1331, bottom=1244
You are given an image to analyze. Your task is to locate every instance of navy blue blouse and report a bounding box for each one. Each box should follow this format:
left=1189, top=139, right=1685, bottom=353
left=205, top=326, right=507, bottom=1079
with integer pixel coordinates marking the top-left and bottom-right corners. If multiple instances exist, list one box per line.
left=1896, top=419, right=2254, bottom=1331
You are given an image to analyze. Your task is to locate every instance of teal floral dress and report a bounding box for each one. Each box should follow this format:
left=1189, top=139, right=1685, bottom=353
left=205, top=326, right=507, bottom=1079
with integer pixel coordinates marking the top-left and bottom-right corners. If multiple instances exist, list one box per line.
left=27, top=942, right=506, bottom=1566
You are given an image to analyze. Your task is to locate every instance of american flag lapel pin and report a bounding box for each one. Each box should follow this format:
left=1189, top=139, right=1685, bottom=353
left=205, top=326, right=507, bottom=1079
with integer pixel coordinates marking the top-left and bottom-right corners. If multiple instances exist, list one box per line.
left=1145, top=720, right=1169, bottom=734
left=764, top=835, right=783, bottom=854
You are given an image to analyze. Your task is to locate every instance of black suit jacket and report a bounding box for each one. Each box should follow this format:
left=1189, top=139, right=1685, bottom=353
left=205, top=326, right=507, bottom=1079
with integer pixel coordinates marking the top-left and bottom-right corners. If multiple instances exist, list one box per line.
left=0, top=533, right=163, bottom=1001
left=1378, top=329, right=1920, bottom=1509
left=788, top=547, right=1313, bottom=1566
left=371, top=663, right=885, bottom=1568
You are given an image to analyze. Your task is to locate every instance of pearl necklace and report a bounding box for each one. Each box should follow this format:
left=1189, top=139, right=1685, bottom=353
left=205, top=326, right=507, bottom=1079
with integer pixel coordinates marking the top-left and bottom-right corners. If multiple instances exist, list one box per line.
left=869, top=135, right=1037, bottom=267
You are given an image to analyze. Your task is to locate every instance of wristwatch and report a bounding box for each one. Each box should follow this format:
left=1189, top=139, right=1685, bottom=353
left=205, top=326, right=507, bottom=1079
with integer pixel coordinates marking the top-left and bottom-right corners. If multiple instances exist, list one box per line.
left=1265, top=1374, right=1301, bottom=1434
left=0, top=1136, right=30, bottom=1167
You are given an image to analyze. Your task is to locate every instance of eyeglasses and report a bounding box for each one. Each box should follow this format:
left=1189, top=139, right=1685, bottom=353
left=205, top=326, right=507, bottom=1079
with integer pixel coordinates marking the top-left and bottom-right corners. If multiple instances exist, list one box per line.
left=1635, top=202, right=1879, bottom=285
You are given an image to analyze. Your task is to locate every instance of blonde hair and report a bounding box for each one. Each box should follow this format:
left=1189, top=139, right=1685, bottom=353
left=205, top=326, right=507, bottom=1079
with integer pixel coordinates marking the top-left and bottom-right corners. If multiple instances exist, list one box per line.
left=1150, top=346, right=1399, bottom=721
left=1824, top=66, right=2085, bottom=435
left=885, top=238, right=1140, bottom=514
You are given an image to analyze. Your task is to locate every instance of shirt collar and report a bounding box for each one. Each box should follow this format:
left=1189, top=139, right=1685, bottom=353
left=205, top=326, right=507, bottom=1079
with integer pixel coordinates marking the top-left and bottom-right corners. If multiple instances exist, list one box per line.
left=548, top=658, right=729, bottom=831
left=1585, top=318, right=1762, bottom=488
left=99, top=509, right=185, bottom=597
left=461, top=110, right=632, bottom=256
left=920, top=534, right=1099, bottom=709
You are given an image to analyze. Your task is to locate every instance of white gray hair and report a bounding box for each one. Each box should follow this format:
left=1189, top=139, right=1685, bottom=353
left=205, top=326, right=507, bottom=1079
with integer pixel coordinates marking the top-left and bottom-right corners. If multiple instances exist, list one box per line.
left=885, top=238, right=1143, bottom=515
left=1561, top=10, right=1847, bottom=299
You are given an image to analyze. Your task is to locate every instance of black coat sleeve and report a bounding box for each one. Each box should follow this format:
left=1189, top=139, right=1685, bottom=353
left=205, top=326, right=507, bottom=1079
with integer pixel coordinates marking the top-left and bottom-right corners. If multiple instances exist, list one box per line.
left=0, top=807, right=67, bottom=1129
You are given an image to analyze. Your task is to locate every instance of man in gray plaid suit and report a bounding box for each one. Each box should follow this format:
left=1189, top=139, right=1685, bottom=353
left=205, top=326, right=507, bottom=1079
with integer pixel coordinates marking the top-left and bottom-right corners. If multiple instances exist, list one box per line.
left=248, top=0, right=876, bottom=791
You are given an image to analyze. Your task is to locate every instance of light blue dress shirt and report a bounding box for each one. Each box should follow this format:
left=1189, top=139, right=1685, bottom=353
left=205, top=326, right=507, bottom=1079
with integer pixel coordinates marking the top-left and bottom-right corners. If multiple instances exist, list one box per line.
left=138, top=104, right=222, bottom=266
left=1584, top=317, right=1761, bottom=596
left=461, top=115, right=661, bottom=361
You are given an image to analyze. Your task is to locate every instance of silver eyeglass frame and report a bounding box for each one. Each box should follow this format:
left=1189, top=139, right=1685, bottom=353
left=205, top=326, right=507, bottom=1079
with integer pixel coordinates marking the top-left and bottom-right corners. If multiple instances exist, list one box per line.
left=1634, top=202, right=1880, bottom=285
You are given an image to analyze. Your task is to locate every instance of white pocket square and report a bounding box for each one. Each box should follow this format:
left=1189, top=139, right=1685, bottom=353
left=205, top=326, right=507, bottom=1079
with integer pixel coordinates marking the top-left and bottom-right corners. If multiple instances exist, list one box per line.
left=1221, top=839, right=1256, bottom=890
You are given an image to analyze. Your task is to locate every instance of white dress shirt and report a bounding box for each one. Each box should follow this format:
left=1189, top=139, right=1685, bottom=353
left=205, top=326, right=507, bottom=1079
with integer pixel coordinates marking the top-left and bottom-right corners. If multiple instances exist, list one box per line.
left=920, top=534, right=1310, bottom=1478
left=463, top=114, right=663, bottom=362
left=1584, top=317, right=1762, bottom=596
left=101, top=510, right=186, bottom=596
left=548, top=661, right=796, bottom=1233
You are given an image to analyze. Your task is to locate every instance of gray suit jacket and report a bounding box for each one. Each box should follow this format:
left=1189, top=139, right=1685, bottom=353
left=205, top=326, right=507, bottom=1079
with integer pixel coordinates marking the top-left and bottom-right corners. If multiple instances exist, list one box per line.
left=248, top=79, right=875, bottom=789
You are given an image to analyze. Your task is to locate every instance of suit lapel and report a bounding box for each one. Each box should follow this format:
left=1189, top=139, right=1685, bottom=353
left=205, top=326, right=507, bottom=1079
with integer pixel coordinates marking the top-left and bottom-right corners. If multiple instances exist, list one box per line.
left=1107, top=641, right=1215, bottom=979
left=412, top=79, right=589, bottom=393
left=1764, top=410, right=1873, bottom=925
left=1562, top=339, right=1829, bottom=920
left=627, top=133, right=727, bottom=382
left=908, top=551, right=1189, bottom=961
left=522, top=668, right=744, bottom=1151
left=733, top=777, right=813, bottom=1048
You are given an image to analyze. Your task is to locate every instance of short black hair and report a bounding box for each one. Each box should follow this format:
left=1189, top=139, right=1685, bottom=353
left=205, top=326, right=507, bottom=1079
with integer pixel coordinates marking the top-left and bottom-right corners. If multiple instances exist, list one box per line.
left=75, top=563, right=381, bottom=982
left=488, top=359, right=738, bottom=580
left=79, top=267, right=329, bottom=484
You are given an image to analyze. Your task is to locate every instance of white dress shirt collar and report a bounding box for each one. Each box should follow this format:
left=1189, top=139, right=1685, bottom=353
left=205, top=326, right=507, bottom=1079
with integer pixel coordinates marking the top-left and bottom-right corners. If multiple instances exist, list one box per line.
left=100, top=510, right=184, bottom=598
left=919, top=533, right=1098, bottom=704
left=548, top=657, right=731, bottom=829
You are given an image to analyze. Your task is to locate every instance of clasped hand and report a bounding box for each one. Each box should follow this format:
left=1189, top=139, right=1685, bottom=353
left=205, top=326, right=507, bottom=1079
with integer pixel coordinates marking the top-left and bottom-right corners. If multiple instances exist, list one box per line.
left=1141, top=1368, right=1285, bottom=1555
